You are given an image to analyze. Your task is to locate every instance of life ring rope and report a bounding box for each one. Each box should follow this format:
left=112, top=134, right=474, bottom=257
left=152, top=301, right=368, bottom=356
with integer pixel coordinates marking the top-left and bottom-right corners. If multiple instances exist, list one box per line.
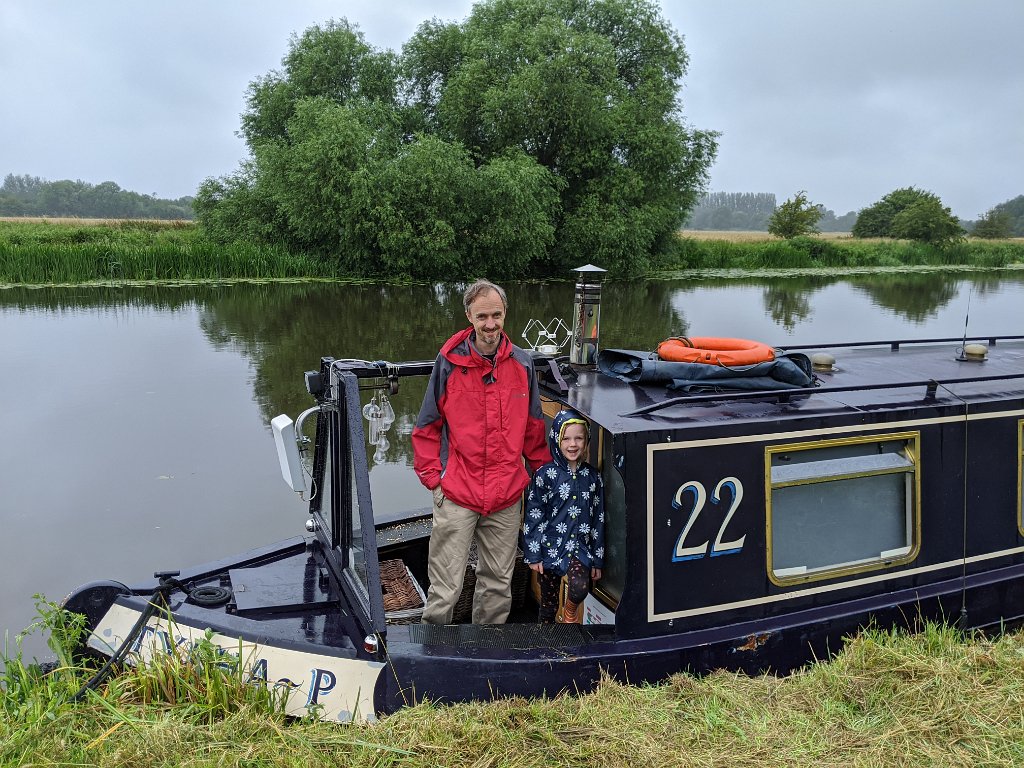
left=656, top=336, right=775, bottom=367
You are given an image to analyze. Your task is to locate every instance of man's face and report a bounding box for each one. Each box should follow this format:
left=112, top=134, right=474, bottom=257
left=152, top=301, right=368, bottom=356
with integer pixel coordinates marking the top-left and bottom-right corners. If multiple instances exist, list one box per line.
left=466, top=289, right=505, bottom=356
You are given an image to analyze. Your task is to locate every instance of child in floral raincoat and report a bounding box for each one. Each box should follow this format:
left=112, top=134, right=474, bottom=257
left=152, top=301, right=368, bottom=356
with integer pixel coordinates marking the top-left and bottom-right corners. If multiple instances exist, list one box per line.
left=523, top=409, right=605, bottom=623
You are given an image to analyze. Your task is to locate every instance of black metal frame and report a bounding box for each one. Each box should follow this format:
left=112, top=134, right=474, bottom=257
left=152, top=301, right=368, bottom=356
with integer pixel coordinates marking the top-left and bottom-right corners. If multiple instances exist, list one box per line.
left=305, top=358, right=439, bottom=640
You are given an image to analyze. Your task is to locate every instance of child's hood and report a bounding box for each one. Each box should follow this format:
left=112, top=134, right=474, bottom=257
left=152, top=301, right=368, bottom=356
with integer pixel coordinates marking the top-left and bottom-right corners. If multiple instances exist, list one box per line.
left=547, top=409, right=590, bottom=471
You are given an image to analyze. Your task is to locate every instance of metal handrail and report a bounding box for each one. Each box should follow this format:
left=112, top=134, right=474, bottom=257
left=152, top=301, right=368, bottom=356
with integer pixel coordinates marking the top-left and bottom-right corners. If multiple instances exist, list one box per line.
left=621, top=371, right=1024, bottom=418
left=779, top=334, right=1024, bottom=351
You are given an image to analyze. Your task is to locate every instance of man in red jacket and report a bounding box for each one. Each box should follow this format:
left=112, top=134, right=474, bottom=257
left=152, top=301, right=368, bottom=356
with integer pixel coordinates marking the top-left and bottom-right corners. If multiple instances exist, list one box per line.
left=412, top=279, right=551, bottom=624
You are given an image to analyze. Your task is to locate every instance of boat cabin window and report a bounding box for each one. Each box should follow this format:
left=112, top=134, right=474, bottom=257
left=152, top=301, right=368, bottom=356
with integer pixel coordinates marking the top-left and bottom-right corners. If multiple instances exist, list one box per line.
left=767, top=432, right=920, bottom=584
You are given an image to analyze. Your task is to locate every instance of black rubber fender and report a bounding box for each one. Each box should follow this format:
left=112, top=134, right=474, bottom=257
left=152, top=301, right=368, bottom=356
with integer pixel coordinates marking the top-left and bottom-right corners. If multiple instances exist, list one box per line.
left=61, top=580, right=132, bottom=633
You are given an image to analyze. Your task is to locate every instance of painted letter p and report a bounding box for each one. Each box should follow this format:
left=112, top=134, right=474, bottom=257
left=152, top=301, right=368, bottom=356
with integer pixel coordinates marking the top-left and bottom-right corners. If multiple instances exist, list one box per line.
left=306, top=667, right=337, bottom=707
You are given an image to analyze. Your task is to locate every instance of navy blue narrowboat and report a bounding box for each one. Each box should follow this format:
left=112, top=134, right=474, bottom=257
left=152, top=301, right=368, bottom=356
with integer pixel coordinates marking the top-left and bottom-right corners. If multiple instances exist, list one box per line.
left=64, top=270, right=1024, bottom=722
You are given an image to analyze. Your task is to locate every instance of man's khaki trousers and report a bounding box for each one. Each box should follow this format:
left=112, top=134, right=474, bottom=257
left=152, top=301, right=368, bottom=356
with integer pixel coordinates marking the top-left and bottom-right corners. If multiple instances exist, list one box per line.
left=421, top=489, right=521, bottom=625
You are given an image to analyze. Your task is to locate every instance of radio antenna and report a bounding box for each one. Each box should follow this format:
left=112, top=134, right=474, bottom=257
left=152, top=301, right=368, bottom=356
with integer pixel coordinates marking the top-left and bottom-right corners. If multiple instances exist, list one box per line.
left=956, top=286, right=973, bottom=361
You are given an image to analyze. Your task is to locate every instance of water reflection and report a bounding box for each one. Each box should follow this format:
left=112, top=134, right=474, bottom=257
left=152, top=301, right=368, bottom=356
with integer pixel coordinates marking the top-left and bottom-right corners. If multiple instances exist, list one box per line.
left=190, top=279, right=691, bottom=425
left=763, top=281, right=820, bottom=330
left=850, top=274, right=960, bottom=323
left=2, top=269, right=1023, bottom=660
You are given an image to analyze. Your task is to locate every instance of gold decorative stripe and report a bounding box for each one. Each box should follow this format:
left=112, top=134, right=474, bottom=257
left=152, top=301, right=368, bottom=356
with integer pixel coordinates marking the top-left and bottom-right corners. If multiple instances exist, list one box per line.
left=649, top=546, right=1024, bottom=621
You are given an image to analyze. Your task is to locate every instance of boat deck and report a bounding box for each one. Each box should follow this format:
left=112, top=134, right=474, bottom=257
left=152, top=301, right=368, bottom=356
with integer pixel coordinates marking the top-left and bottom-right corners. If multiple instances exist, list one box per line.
left=559, top=337, right=1024, bottom=434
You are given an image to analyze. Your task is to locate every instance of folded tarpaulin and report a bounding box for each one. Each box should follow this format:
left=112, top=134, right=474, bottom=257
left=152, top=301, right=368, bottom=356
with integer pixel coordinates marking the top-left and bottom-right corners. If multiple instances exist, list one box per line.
left=596, top=348, right=816, bottom=391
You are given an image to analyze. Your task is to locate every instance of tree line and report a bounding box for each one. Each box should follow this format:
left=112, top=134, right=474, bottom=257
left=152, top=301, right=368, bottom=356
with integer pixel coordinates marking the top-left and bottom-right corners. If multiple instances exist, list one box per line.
left=0, top=174, right=194, bottom=220
left=767, top=188, right=1024, bottom=244
left=692, top=189, right=1023, bottom=241
left=7, top=165, right=1020, bottom=250
left=967, top=195, right=1024, bottom=238
left=685, top=192, right=858, bottom=232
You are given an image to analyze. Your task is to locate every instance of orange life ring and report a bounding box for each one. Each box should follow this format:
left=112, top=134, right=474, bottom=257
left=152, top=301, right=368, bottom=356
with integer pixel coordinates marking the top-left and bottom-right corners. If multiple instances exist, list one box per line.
left=656, top=336, right=775, bottom=366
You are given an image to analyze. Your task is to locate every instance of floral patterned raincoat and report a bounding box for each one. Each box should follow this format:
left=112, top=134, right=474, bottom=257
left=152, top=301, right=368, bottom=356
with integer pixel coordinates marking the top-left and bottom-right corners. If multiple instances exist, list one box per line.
left=522, top=409, right=605, bottom=574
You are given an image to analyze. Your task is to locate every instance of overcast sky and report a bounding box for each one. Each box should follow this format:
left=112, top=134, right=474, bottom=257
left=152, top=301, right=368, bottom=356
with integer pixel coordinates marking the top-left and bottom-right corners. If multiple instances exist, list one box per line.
left=2, top=0, right=1021, bottom=219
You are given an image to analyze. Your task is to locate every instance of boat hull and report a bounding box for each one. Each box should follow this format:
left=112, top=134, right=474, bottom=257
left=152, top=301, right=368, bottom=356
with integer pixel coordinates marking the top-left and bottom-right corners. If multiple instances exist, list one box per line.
left=69, top=537, right=1024, bottom=720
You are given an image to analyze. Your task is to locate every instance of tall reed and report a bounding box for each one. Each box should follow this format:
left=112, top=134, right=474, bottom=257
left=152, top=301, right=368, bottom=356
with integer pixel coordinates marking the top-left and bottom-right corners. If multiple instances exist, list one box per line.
left=0, top=221, right=342, bottom=283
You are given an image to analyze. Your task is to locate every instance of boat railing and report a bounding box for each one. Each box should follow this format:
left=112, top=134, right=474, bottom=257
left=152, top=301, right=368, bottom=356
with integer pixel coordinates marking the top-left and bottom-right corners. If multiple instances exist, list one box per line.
left=781, top=334, right=1024, bottom=352
left=324, top=359, right=435, bottom=392
left=622, top=370, right=1024, bottom=418
left=316, top=346, right=1024, bottom=420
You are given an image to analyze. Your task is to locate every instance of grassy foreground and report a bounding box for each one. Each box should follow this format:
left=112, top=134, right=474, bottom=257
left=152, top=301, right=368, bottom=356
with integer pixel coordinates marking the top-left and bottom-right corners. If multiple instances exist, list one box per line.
left=2, top=219, right=1023, bottom=284
left=4, top=600, right=1024, bottom=767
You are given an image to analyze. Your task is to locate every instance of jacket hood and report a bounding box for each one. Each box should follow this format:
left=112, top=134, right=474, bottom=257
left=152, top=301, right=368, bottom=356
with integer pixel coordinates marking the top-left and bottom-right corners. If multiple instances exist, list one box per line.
left=440, top=326, right=513, bottom=367
left=547, top=408, right=590, bottom=471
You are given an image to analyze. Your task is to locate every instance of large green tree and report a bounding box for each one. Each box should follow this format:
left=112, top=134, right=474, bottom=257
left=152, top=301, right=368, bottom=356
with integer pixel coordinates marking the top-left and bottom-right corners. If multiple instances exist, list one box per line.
left=195, top=0, right=717, bottom=278
left=852, top=187, right=962, bottom=246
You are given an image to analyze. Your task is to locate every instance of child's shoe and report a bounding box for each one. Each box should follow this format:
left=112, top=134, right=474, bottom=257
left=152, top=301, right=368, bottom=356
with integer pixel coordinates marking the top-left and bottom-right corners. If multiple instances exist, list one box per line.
left=561, top=599, right=579, bottom=624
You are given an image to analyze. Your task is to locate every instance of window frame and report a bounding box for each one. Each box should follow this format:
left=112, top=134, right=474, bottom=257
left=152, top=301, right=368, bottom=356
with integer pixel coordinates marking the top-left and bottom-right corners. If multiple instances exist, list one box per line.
left=765, top=431, right=922, bottom=587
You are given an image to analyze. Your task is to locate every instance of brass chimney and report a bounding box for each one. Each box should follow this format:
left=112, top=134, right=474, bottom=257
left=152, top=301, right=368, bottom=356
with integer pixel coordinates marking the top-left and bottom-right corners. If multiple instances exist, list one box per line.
left=569, top=264, right=607, bottom=367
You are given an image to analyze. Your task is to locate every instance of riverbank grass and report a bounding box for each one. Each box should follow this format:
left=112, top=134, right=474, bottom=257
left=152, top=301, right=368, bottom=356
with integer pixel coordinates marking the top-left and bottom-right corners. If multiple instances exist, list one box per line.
left=674, top=233, right=1024, bottom=270
left=0, top=220, right=342, bottom=282
left=2, top=219, right=1023, bottom=283
left=4, top=599, right=1024, bottom=767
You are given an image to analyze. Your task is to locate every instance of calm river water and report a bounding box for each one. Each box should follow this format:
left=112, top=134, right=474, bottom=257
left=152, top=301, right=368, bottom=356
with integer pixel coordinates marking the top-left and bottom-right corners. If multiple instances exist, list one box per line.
left=2, top=270, right=1022, bottom=661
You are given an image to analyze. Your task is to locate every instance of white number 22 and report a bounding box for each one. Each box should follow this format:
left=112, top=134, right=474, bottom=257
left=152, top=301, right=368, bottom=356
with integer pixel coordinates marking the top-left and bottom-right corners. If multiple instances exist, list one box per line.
left=671, top=477, right=746, bottom=562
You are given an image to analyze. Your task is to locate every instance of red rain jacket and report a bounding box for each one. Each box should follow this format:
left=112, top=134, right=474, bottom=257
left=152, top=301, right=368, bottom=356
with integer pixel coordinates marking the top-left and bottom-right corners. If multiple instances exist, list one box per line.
left=412, top=327, right=550, bottom=514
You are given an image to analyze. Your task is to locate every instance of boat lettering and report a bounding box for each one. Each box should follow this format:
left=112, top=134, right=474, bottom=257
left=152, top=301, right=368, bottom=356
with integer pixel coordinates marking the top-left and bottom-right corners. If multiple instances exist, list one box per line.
left=249, top=657, right=268, bottom=681
left=306, top=668, right=337, bottom=706
left=131, top=626, right=170, bottom=654
left=671, top=476, right=746, bottom=562
left=131, top=624, right=311, bottom=693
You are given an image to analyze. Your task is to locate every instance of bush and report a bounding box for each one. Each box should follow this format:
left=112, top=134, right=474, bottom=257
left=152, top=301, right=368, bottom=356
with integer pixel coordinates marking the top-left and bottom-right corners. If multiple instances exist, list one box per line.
left=767, top=191, right=822, bottom=239
left=890, top=198, right=964, bottom=247
left=972, top=208, right=1014, bottom=239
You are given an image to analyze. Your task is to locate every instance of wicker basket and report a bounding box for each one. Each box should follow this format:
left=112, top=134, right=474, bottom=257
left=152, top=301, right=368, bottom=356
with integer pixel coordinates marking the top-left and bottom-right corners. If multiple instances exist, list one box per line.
left=380, top=559, right=426, bottom=624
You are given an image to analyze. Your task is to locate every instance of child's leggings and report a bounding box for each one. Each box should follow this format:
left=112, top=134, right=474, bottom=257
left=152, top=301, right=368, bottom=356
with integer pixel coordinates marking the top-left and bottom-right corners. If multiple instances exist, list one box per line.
left=537, top=557, right=589, bottom=623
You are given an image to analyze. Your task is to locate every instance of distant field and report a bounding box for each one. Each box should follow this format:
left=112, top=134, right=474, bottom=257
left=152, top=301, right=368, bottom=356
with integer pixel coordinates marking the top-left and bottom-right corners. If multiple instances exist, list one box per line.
left=680, top=229, right=1024, bottom=244
left=682, top=229, right=852, bottom=241
left=0, top=216, right=193, bottom=227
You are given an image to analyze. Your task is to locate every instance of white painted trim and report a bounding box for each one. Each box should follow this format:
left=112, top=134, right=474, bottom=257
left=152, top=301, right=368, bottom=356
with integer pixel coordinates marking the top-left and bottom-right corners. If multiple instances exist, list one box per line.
left=88, top=603, right=385, bottom=722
